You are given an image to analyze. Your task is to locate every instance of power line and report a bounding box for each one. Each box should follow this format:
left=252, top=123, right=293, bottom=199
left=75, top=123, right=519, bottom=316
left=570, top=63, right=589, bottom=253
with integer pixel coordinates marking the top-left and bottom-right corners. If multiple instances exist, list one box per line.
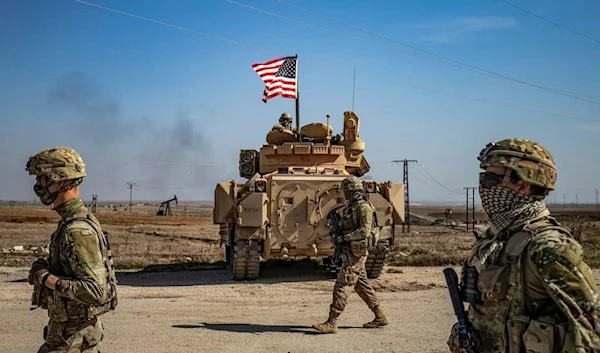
left=464, top=187, right=477, bottom=230
left=417, top=190, right=465, bottom=203
left=413, top=161, right=462, bottom=193
left=392, top=159, right=417, bottom=233
left=498, top=0, right=600, bottom=45
left=69, top=0, right=600, bottom=123
left=219, top=0, right=476, bottom=74
left=126, top=181, right=135, bottom=213
left=373, top=78, right=598, bottom=123
left=408, top=169, right=451, bottom=194
left=268, top=0, right=600, bottom=106
left=72, top=0, right=257, bottom=48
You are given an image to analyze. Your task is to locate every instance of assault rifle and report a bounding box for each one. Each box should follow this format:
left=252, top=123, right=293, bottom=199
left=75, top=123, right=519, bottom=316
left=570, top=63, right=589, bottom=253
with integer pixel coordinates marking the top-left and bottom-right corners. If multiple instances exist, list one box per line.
left=326, top=208, right=344, bottom=267
left=443, top=267, right=479, bottom=353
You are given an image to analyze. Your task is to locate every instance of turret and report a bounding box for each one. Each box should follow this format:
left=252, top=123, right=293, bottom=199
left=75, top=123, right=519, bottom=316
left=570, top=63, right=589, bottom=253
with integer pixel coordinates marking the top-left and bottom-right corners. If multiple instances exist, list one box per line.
left=237, top=111, right=370, bottom=178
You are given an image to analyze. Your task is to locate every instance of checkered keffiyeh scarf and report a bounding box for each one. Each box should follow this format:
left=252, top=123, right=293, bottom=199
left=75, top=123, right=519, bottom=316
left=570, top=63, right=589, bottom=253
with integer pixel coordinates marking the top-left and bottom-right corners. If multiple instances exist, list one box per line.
left=468, top=186, right=548, bottom=271
left=479, top=186, right=548, bottom=237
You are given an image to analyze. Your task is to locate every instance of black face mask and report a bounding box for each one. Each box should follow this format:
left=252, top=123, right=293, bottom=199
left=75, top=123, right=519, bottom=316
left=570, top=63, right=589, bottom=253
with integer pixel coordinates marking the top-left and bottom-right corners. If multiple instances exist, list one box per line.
left=34, top=183, right=59, bottom=205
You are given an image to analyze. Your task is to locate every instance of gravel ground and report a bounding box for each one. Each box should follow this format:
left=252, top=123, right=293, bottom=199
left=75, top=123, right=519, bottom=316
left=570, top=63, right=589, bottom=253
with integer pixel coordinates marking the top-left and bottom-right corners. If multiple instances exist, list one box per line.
left=6, top=264, right=598, bottom=353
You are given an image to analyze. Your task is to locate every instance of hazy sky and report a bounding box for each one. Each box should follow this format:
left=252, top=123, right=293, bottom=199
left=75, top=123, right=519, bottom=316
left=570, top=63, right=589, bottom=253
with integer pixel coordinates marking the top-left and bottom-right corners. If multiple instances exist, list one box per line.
left=1, top=0, right=599, bottom=205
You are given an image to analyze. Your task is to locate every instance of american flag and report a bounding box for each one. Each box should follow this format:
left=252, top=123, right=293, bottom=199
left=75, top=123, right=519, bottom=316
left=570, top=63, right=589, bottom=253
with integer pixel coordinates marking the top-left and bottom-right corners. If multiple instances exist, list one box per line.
left=251, top=56, right=297, bottom=103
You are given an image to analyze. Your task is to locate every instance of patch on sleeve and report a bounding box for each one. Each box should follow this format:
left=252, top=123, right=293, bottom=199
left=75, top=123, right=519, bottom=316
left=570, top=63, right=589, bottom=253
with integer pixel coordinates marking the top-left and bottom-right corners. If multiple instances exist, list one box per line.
left=67, top=227, right=103, bottom=264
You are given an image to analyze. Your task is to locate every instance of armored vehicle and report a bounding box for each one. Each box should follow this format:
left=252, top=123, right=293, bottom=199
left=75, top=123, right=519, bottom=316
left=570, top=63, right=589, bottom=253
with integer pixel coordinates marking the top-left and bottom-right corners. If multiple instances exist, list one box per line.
left=213, top=111, right=405, bottom=280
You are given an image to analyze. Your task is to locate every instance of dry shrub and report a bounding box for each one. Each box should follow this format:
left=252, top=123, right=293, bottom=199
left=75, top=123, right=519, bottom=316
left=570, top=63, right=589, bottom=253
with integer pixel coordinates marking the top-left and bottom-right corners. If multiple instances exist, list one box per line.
left=561, top=217, right=600, bottom=268
left=0, top=205, right=223, bottom=269
left=386, top=226, right=474, bottom=267
left=564, top=216, right=594, bottom=242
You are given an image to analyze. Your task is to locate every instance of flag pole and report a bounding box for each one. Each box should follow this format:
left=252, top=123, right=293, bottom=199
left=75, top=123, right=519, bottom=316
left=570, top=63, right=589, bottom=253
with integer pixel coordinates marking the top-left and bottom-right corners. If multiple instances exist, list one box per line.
left=352, top=67, right=356, bottom=111
left=294, top=54, right=300, bottom=141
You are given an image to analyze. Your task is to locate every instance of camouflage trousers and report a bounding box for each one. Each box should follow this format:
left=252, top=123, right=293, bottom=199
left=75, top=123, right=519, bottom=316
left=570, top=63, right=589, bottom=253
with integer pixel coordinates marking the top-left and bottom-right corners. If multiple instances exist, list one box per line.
left=330, top=253, right=379, bottom=314
left=38, top=317, right=103, bottom=353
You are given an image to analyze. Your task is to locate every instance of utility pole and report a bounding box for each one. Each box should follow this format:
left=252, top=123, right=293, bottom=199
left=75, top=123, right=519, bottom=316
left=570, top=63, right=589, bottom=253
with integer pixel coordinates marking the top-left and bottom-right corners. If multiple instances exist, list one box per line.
left=563, top=194, right=566, bottom=207
left=392, top=159, right=418, bottom=233
left=576, top=188, right=579, bottom=207
left=596, top=189, right=599, bottom=207
left=126, top=182, right=135, bottom=213
left=91, top=194, right=97, bottom=213
left=464, top=187, right=477, bottom=230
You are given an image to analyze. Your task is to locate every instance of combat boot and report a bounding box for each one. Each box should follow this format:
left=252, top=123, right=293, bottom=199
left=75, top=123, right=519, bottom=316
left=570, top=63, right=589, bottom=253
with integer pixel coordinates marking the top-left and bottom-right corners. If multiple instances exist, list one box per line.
left=312, top=310, right=340, bottom=334
left=363, top=305, right=388, bottom=328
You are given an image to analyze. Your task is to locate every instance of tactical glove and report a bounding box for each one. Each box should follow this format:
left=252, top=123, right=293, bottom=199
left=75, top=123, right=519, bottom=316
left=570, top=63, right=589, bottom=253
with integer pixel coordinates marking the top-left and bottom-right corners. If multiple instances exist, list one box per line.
left=447, top=322, right=482, bottom=353
left=28, top=258, right=49, bottom=286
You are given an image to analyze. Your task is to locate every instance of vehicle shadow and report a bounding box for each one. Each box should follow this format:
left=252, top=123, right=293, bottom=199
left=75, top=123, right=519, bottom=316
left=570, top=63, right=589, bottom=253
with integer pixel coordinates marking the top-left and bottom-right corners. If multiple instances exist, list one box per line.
left=116, top=259, right=338, bottom=287
left=172, top=322, right=354, bottom=335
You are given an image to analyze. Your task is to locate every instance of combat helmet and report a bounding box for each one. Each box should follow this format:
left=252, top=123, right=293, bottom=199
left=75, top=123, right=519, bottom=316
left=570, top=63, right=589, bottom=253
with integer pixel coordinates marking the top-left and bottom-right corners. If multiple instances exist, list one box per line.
left=279, top=112, right=292, bottom=124
left=341, top=175, right=364, bottom=191
left=477, top=138, right=556, bottom=192
left=26, top=146, right=87, bottom=183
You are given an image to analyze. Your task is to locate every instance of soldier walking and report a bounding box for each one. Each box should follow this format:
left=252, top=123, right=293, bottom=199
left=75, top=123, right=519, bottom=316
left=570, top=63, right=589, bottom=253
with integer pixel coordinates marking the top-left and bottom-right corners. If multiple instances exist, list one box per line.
left=312, top=175, right=388, bottom=333
left=26, top=146, right=118, bottom=353
left=447, top=138, right=600, bottom=352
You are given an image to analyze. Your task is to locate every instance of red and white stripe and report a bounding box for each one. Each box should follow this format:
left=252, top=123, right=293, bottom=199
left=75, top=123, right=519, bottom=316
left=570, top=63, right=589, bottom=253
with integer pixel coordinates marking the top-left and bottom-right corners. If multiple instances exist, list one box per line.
left=251, top=57, right=297, bottom=102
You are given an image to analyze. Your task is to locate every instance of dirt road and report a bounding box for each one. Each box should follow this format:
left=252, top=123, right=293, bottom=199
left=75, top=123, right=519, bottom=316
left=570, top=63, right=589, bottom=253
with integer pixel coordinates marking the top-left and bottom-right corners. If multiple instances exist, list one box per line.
left=10, top=263, right=598, bottom=353
left=0, top=264, right=460, bottom=353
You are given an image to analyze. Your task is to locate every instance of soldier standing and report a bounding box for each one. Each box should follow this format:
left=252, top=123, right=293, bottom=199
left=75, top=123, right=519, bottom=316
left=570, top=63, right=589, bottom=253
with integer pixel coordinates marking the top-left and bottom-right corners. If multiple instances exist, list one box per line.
left=26, top=146, right=118, bottom=353
left=312, top=175, right=388, bottom=334
left=448, top=138, right=600, bottom=352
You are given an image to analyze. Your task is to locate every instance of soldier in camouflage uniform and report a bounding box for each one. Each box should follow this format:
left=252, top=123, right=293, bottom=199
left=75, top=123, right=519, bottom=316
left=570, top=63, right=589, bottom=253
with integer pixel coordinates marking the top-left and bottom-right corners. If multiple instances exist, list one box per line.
left=312, top=175, right=388, bottom=334
left=448, top=138, right=600, bottom=353
left=271, top=112, right=297, bottom=134
left=25, top=146, right=118, bottom=353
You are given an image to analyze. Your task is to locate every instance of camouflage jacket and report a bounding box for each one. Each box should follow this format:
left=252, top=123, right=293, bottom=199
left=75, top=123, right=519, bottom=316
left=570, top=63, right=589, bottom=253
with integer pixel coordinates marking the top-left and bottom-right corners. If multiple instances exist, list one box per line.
left=338, top=194, right=375, bottom=257
left=46, top=197, right=117, bottom=322
left=463, top=210, right=600, bottom=353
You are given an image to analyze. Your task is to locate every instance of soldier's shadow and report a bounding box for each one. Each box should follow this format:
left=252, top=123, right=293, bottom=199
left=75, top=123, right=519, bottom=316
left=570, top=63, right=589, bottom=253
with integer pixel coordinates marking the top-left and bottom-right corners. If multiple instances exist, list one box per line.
left=173, top=323, right=355, bottom=335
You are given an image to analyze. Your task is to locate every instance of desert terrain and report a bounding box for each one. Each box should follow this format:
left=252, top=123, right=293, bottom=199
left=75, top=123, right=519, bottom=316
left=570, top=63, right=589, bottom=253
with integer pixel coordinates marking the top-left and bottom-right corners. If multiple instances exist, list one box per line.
left=1, top=202, right=599, bottom=352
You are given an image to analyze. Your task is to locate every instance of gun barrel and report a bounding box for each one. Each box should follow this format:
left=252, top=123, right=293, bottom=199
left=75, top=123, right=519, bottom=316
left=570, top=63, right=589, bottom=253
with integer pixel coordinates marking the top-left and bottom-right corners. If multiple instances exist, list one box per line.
left=443, top=267, right=466, bottom=317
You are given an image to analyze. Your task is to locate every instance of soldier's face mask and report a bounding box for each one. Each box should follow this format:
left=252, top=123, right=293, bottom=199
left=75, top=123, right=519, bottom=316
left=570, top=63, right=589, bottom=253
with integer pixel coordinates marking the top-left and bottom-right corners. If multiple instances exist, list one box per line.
left=343, top=188, right=360, bottom=201
left=34, top=176, right=59, bottom=205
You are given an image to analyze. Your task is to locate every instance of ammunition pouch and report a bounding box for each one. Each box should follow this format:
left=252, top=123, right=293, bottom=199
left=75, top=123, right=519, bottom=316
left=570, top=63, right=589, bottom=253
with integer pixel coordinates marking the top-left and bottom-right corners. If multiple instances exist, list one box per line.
left=520, top=318, right=567, bottom=353
left=507, top=316, right=529, bottom=353
left=46, top=290, right=114, bottom=322
left=349, top=239, right=368, bottom=257
left=478, top=264, right=510, bottom=302
left=461, top=265, right=481, bottom=304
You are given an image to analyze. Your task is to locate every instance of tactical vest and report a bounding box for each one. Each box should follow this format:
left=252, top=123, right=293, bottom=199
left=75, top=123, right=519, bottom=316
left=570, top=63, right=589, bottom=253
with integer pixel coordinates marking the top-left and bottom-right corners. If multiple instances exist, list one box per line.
left=339, top=197, right=379, bottom=257
left=466, top=216, right=578, bottom=353
left=46, top=211, right=118, bottom=322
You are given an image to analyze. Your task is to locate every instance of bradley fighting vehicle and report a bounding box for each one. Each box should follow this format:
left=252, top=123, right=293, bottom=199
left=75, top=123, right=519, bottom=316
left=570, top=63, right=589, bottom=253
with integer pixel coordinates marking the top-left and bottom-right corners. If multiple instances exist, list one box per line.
left=213, top=111, right=405, bottom=280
